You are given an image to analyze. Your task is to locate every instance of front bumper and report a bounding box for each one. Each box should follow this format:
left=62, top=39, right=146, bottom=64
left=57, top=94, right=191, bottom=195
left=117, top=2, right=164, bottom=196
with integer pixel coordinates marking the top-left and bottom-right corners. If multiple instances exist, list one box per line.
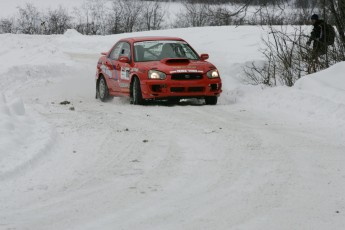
left=140, top=78, right=222, bottom=99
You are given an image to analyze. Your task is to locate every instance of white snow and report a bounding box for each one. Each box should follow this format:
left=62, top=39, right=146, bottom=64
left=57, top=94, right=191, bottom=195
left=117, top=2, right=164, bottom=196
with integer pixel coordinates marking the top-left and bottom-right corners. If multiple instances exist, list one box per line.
left=0, top=25, right=345, bottom=230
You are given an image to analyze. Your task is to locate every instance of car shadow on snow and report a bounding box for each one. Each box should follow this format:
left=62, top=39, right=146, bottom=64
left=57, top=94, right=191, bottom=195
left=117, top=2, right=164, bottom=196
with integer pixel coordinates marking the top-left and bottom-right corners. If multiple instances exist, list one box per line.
left=110, top=97, right=206, bottom=107
left=146, top=99, right=205, bottom=107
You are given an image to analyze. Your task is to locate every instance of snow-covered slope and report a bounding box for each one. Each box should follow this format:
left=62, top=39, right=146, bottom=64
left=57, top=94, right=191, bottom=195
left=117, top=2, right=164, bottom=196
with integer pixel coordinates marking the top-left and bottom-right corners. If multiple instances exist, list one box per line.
left=0, top=27, right=345, bottom=230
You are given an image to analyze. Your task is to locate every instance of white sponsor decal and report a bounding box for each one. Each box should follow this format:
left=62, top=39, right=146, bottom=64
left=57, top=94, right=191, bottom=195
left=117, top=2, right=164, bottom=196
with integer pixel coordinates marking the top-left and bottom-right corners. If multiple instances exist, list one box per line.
left=119, top=83, right=130, bottom=88
left=170, top=69, right=203, bottom=74
left=121, top=67, right=130, bottom=80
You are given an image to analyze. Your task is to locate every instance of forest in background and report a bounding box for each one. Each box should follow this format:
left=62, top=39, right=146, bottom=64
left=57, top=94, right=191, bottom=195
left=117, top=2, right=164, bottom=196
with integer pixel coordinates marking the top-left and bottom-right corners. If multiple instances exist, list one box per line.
left=0, top=0, right=326, bottom=35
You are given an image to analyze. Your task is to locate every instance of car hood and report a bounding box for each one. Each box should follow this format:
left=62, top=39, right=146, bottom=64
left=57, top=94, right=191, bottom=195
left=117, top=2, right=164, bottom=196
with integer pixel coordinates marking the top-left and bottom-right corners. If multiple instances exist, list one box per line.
left=135, top=58, right=216, bottom=75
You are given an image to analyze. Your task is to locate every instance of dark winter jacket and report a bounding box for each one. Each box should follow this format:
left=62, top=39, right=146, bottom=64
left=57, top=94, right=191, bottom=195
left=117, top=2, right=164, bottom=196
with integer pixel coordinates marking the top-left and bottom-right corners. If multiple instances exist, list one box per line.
left=309, top=20, right=326, bottom=44
left=308, top=19, right=327, bottom=57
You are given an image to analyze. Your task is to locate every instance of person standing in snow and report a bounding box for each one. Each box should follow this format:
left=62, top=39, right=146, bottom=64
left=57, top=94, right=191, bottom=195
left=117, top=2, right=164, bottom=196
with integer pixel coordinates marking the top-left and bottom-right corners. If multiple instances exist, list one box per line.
left=306, top=14, right=328, bottom=59
left=306, top=14, right=329, bottom=73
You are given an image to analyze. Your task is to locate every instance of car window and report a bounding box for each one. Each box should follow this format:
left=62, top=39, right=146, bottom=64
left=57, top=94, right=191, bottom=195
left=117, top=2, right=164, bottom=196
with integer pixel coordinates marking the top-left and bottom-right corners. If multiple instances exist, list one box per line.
left=120, top=42, right=131, bottom=59
left=109, top=42, right=123, bottom=60
left=109, top=42, right=131, bottom=61
left=134, top=40, right=199, bottom=62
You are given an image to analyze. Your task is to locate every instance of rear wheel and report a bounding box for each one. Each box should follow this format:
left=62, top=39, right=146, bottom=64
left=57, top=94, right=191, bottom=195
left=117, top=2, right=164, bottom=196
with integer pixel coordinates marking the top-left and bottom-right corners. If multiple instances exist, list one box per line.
left=205, top=96, right=218, bottom=105
left=132, top=77, right=144, bottom=105
left=98, top=76, right=111, bottom=102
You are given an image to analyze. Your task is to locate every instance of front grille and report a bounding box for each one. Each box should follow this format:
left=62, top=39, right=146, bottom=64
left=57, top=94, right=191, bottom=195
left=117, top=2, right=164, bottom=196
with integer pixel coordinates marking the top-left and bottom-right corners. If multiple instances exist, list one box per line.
left=171, top=73, right=203, bottom=80
left=188, top=87, right=204, bottom=92
left=170, top=87, right=205, bottom=93
left=171, top=87, right=185, bottom=92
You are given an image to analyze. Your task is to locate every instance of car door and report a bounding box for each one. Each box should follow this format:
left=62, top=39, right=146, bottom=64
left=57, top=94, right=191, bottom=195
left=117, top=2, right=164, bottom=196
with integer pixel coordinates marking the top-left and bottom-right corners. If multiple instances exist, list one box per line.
left=105, top=42, right=124, bottom=93
left=117, top=42, right=132, bottom=94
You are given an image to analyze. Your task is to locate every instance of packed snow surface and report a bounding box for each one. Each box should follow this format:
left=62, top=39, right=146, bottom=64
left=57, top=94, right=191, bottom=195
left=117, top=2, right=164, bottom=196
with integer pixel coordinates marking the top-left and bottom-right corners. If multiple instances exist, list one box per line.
left=0, top=26, right=345, bottom=230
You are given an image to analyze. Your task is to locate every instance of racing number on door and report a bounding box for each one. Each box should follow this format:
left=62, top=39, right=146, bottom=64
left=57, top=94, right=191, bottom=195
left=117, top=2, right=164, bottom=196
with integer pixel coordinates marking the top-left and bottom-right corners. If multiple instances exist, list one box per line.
left=120, top=67, right=130, bottom=80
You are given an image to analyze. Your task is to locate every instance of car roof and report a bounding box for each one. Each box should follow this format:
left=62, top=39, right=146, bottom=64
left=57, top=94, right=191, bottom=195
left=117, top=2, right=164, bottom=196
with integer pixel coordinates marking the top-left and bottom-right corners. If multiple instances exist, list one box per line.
left=120, top=36, right=185, bottom=43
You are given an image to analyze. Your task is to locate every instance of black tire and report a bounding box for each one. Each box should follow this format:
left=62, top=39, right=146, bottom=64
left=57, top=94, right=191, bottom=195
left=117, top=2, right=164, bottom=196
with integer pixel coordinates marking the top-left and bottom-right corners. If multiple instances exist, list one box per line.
left=98, top=76, right=111, bottom=102
left=205, top=96, right=218, bottom=105
left=132, top=77, right=144, bottom=105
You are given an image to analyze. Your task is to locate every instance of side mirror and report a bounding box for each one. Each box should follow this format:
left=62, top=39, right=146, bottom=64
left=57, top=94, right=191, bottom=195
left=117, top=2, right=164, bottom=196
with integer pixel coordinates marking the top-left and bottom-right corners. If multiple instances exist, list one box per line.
left=119, top=56, right=130, bottom=63
left=200, top=54, right=209, bottom=61
left=101, top=52, right=108, bottom=56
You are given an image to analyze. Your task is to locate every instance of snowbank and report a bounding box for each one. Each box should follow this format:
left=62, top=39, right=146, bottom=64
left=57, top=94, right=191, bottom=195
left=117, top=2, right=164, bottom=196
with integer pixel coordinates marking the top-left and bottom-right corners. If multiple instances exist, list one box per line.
left=64, top=29, right=83, bottom=38
left=295, top=61, right=345, bottom=100
left=294, top=61, right=345, bottom=126
left=0, top=93, right=28, bottom=173
left=0, top=92, right=54, bottom=177
left=0, top=93, right=26, bottom=138
left=229, top=61, right=345, bottom=131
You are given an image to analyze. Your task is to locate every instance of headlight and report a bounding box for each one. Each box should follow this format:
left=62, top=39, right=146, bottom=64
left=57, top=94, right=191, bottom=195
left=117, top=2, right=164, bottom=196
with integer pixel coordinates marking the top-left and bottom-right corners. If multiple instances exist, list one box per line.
left=148, top=70, right=166, bottom=80
left=207, top=69, right=220, bottom=79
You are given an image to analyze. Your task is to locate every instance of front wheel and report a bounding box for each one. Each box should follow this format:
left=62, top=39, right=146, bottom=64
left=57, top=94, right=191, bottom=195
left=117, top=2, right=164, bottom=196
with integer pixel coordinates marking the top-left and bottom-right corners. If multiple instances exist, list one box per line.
left=132, top=77, right=144, bottom=105
left=98, top=76, right=112, bottom=102
left=205, top=96, right=218, bottom=105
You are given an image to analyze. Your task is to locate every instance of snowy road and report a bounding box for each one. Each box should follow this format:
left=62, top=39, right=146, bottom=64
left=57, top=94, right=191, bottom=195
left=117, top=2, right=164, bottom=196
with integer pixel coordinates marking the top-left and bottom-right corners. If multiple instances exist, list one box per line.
left=1, top=28, right=345, bottom=229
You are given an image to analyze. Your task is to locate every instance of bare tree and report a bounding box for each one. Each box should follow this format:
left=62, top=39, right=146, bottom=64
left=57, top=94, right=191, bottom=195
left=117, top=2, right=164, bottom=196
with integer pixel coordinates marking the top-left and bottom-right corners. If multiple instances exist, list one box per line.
left=72, top=0, right=104, bottom=35
left=179, top=2, right=210, bottom=27
left=121, top=0, right=143, bottom=32
left=0, top=18, right=15, bottom=33
left=322, top=0, right=345, bottom=55
left=108, top=0, right=125, bottom=34
left=294, top=0, right=318, bottom=8
left=176, top=0, right=259, bottom=28
left=72, top=7, right=90, bottom=35
left=141, top=0, right=166, bottom=31
left=44, top=6, right=71, bottom=34
left=244, top=26, right=309, bottom=86
left=17, top=3, right=42, bottom=34
left=86, top=0, right=109, bottom=35
left=243, top=60, right=276, bottom=86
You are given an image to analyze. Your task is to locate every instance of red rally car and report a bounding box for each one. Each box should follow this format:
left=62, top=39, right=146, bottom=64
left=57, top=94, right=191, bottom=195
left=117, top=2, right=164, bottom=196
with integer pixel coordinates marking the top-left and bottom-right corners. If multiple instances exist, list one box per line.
left=95, top=36, right=222, bottom=105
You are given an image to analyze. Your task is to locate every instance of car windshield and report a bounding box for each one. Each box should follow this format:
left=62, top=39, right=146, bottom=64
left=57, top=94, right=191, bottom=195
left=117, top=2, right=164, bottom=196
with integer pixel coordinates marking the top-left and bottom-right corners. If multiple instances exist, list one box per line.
left=134, top=40, right=200, bottom=62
